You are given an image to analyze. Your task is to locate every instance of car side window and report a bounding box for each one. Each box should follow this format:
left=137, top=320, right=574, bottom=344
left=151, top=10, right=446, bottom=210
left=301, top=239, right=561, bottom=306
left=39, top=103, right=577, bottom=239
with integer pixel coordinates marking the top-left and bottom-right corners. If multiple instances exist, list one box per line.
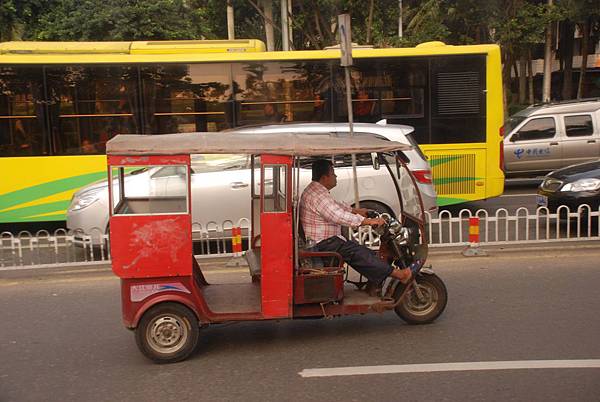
left=514, top=117, right=556, bottom=141
left=564, top=115, right=594, bottom=137
left=190, top=154, right=250, bottom=174
left=334, top=153, right=373, bottom=168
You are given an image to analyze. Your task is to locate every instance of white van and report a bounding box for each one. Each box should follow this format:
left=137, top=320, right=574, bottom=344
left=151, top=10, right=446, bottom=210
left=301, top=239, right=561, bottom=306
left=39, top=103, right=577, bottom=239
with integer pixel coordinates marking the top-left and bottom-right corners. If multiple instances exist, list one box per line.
left=504, top=99, right=600, bottom=176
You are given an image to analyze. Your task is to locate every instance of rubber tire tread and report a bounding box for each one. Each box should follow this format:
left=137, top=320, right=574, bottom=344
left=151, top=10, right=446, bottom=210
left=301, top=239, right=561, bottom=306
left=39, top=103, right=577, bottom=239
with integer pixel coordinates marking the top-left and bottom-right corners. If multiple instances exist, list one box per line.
left=393, top=273, right=447, bottom=324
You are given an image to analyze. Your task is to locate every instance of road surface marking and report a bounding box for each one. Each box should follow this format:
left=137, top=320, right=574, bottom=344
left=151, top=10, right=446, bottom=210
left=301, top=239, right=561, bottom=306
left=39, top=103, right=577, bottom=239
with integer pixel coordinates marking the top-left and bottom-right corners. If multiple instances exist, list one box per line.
left=499, top=193, right=537, bottom=197
left=299, top=360, right=600, bottom=378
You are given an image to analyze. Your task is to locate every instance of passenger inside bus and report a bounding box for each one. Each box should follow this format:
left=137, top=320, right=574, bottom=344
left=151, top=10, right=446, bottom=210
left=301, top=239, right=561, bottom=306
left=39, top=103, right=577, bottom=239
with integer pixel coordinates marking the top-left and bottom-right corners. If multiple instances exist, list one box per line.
left=263, top=103, right=286, bottom=123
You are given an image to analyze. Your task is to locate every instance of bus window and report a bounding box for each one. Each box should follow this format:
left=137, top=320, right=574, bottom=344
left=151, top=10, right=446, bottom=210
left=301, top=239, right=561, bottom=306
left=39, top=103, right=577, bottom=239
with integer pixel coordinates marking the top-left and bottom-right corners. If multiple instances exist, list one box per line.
left=141, top=63, right=232, bottom=134
left=430, top=56, right=486, bottom=144
left=332, top=59, right=427, bottom=129
left=46, top=65, right=139, bottom=154
left=0, top=66, right=48, bottom=156
left=233, top=61, right=332, bottom=125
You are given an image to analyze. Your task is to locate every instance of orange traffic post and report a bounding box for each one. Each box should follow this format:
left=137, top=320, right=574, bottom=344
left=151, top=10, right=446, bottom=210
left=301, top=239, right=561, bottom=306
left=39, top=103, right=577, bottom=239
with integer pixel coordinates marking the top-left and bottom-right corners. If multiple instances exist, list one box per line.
left=462, top=217, right=487, bottom=257
left=226, top=226, right=247, bottom=267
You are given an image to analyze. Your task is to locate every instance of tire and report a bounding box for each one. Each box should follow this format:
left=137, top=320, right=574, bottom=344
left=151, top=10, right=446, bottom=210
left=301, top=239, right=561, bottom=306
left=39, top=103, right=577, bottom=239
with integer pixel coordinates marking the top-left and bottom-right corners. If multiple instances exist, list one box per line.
left=135, top=302, right=200, bottom=364
left=393, top=273, right=447, bottom=324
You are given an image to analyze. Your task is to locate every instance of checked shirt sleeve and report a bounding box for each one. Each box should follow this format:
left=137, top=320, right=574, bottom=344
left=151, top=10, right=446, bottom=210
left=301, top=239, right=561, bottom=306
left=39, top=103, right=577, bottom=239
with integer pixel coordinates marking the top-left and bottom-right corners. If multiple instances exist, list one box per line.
left=317, top=194, right=364, bottom=228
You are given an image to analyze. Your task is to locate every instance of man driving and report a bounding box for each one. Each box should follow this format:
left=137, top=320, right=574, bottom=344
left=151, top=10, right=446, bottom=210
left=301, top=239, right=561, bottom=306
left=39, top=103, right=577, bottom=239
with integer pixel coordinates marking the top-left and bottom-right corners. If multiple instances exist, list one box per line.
left=299, top=159, right=412, bottom=296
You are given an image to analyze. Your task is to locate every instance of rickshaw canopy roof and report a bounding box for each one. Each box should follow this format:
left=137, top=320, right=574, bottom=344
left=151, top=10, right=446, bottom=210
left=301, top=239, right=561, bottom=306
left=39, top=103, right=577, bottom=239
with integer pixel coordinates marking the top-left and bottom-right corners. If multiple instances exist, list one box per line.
left=106, top=132, right=412, bottom=156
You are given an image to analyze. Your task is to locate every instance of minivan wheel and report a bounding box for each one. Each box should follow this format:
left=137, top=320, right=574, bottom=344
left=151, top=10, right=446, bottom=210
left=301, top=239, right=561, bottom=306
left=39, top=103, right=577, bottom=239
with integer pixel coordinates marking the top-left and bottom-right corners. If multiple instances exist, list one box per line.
left=347, top=201, right=393, bottom=247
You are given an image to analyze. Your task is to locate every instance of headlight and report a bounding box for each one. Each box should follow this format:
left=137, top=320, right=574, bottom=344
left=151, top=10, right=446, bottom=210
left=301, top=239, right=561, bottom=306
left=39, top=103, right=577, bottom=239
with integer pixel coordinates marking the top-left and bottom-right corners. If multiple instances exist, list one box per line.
left=69, top=192, right=101, bottom=211
left=560, top=178, right=600, bottom=192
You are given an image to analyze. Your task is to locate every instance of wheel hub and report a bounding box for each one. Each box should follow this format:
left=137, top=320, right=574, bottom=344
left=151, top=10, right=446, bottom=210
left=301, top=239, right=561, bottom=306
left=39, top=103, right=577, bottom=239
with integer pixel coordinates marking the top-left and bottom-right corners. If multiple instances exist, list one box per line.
left=405, top=283, right=438, bottom=316
left=148, top=316, right=188, bottom=352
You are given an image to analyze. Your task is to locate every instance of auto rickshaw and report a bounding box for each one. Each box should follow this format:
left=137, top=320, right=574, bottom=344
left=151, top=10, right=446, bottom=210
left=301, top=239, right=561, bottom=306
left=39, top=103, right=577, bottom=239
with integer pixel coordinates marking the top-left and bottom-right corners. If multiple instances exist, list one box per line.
left=106, top=132, right=447, bottom=363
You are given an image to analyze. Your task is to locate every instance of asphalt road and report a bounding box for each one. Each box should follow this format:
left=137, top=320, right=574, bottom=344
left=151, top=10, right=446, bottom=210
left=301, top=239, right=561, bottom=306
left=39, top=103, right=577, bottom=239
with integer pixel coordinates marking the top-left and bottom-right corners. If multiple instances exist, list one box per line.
left=440, top=178, right=542, bottom=214
left=1, top=245, right=599, bottom=402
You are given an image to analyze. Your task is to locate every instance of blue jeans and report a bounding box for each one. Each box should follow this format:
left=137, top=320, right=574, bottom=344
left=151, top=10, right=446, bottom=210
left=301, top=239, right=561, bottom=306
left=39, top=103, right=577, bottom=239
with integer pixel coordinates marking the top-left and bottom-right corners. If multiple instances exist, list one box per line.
left=313, top=236, right=393, bottom=285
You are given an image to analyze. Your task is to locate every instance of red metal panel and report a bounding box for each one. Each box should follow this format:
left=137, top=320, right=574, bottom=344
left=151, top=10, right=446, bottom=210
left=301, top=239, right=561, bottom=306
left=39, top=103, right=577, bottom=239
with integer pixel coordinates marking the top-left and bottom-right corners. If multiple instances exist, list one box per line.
left=261, top=212, right=293, bottom=317
left=260, top=154, right=293, bottom=318
left=108, top=154, right=190, bottom=166
left=110, top=214, right=192, bottom=278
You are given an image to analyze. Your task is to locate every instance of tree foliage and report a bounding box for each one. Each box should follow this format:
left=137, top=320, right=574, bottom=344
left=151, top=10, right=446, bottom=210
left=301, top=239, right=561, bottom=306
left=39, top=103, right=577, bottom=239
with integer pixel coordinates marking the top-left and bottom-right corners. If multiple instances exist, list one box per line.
left=1, top=0, right=599, bottom=104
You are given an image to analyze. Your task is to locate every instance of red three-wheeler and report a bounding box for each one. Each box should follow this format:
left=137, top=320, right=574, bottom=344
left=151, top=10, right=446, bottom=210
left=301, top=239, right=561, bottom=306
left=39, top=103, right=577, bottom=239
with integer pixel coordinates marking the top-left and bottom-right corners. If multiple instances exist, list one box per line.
left=106, top=132, right=447, bottom=363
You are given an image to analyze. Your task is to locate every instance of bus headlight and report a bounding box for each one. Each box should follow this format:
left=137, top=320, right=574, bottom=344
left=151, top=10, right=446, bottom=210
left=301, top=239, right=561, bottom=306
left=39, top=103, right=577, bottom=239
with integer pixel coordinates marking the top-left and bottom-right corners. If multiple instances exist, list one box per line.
left=560, top=178, right=600, bottom=192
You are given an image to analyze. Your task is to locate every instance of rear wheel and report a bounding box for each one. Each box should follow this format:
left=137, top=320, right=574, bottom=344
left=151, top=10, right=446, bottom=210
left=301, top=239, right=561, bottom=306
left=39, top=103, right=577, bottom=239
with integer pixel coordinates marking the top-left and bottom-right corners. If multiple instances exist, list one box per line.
left=135, top=302, right=200, bottom=364
left=393, top=273, right=447, bottom=324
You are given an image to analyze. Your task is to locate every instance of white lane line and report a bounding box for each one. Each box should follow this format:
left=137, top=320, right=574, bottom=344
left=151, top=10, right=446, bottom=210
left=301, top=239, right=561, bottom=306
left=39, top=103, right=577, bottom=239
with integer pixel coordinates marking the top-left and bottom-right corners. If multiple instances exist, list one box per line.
left=499, top=193, right=537, bottom=197
left=299, top=360, right=600, bottom=378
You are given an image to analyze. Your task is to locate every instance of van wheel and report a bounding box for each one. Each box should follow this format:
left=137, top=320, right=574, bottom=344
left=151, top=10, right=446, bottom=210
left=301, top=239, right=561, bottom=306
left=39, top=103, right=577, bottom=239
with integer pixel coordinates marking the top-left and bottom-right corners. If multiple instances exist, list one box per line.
left=135, top=303, right=199, bottom=364
left=359, top=201, right=394, bottom=217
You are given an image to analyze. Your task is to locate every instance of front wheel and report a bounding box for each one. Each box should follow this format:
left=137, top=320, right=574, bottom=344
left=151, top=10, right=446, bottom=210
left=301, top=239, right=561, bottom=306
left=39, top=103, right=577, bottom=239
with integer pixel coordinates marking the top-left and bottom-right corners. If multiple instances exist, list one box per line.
left=135, top=302, right=200, bottom=364
left=393, top=273, right=447, bottom=324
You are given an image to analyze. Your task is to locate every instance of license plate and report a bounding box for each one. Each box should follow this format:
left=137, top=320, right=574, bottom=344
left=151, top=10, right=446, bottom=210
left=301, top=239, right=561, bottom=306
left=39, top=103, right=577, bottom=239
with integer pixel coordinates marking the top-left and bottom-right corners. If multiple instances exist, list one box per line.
left=536, top=194, right=548, bottom=207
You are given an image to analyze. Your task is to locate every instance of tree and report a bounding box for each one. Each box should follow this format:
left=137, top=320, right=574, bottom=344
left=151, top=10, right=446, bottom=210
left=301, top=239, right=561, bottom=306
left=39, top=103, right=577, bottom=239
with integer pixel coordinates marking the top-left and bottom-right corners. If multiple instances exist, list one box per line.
left=565, top=0, right=600, bottom=98
left=0, top=0, right=53, bottom=41
left=29, top=0, right=203, bottom=41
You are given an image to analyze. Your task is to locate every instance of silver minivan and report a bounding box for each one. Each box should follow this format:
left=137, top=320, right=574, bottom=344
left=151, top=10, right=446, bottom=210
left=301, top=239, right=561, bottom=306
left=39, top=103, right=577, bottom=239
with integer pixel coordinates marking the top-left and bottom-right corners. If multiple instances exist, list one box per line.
left=504, top=99, right=600, bottom=176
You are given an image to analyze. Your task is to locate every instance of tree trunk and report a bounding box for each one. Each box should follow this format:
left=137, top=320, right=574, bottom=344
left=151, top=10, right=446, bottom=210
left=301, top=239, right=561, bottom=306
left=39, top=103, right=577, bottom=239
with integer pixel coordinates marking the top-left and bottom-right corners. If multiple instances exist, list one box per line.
left=227, top=0, right=235, bottom=40
left=528, top=49, right=534, bottom=104
left=577, top=19, right=590, bottom=99
left=560, top=20, right=574, bottom=100
left=398, top=0, right=403, bottom=38
left=366, top=0, right=375, bottom=44
left=542, top=0, right=553, bottom=103
left=502, top=50, right=513, bottom=116
left=260, top=0, right=275, bottom=51
left=280, top=0, right=289, bottom=50
left=518, top=54, right=527, bottom=104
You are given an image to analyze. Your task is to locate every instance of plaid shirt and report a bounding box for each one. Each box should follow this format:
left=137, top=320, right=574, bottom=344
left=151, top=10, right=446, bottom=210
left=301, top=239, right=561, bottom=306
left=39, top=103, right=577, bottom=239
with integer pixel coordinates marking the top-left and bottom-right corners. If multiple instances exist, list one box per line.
left=299, top=181, right=364, bottom=244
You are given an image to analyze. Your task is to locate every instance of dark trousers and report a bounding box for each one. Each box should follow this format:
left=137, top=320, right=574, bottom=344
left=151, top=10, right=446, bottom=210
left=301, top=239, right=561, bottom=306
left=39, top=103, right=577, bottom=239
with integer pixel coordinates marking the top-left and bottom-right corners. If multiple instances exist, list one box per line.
left=313, top=236, right=393, bottom=285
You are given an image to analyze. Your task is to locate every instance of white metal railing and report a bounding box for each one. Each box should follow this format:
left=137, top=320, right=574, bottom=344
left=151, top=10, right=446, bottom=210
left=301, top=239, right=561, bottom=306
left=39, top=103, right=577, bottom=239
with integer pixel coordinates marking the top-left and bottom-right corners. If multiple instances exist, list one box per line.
left=426, top=204, right=600, bottom=246
left=1, top=206, right=598, bottom=269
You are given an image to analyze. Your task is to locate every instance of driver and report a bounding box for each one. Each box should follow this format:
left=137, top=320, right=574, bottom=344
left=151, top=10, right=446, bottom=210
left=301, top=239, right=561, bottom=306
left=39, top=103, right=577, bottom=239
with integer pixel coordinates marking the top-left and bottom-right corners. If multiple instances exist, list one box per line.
left=299, top=159, right=412, bottom=296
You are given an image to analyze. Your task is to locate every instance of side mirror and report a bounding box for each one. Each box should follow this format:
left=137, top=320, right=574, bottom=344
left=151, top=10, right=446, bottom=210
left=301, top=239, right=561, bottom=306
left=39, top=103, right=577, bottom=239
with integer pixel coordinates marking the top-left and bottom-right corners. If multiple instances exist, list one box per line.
left=510, top=133, right=520, bottom=142
left=371, top=153, right=380, bottom=170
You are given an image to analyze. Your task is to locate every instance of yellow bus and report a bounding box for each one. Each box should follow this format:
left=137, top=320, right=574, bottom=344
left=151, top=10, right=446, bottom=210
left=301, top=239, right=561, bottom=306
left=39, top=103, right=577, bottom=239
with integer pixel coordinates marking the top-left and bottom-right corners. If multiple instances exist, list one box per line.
left=0, top=39, right=503, bottom=224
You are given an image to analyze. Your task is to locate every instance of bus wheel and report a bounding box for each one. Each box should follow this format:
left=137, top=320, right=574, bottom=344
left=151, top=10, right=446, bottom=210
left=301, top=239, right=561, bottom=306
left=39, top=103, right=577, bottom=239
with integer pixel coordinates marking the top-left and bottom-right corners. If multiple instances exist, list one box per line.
left=135, top=302, right=199, bottom=364
left=393, top=273, right=447, bottom=324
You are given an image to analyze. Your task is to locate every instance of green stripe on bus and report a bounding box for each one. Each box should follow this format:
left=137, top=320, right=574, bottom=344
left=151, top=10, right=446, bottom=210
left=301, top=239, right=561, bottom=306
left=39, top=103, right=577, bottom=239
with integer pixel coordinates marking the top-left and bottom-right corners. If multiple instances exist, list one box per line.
left=437, top=197, right=469, bottom=206
left=1, top=213, right=67, bottom=223
left=0, top=171, right=106, bottom=211
left=433, top=177, right=480, bottom=185
left=429, top=155, right=463, bottom=167
left=0, top=200, right=71, bottom=221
